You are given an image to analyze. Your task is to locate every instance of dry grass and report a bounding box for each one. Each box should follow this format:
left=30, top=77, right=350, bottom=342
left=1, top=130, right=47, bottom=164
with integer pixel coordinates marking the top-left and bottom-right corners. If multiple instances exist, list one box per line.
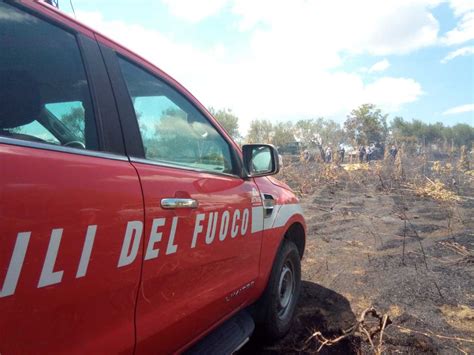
left=342, top=163, right=369, bottom=172
left=280, top=151, right=465, bottom=205
left=440, top=305, right=474, bottom=333
left=407, top=178, right=461, bottom=202
left=389, top=305, right=403, bottom=318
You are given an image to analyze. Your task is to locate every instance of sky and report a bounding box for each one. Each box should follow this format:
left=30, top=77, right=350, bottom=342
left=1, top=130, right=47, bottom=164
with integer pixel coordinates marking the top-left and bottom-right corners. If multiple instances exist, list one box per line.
left=62, top=0, right=473, bottom=133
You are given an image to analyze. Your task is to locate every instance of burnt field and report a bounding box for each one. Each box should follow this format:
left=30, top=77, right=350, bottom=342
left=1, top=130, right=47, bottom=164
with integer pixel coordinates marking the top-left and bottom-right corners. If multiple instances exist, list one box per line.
left=242, top=153, right=474, bottom=354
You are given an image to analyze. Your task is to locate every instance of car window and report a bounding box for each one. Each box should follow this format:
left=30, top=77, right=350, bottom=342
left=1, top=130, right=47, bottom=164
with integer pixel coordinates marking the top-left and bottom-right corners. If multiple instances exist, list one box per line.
left=118, top=57, right=234, bottom=174
left=13, top=120, right=60, bottom=145
left=0, top=2, right=98, bottom=150
left=45, top=102, right=87, bottom=143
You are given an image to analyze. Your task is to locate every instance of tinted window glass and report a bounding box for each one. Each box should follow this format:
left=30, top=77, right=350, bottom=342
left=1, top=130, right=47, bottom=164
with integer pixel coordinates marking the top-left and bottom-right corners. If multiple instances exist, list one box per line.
left=118, top=57, right=234, bottom=174
left=14, top=120, right=60, bottom=145
left=0, top=3, right=98, bottom=150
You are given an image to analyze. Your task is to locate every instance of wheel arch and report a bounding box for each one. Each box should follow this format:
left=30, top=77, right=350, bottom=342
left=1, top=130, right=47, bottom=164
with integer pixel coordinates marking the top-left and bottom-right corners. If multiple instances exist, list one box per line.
left=284, top=222, right=305, bottom=259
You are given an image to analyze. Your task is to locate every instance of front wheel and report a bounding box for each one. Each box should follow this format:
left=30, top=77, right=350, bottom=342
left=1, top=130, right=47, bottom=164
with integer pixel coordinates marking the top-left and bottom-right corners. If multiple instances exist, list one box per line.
left=257, top=240, right=301, bottom=340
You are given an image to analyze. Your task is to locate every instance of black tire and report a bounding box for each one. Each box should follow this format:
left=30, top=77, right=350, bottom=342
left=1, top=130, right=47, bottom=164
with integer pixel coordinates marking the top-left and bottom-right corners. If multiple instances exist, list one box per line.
left=257, top=240, right=301, bottom=340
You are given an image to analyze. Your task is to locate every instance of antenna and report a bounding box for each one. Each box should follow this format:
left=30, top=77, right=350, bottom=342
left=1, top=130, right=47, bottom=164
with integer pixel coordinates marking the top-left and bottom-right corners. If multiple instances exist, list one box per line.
left=69, top=0, right=77, bottom=18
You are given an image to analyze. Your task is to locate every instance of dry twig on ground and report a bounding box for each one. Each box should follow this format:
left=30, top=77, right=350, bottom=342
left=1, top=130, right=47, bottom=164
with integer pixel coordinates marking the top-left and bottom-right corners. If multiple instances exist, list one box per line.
left=304, top=307, right=392, bottom=354
left=438, top=240, right=474, bottom=264
left=396, top=325, right=474, bottom=344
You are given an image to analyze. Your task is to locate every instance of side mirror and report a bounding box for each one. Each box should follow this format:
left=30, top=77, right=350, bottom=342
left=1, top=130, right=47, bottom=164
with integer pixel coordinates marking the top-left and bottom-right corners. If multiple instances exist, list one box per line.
left=242, top=144, right=280, bottom=177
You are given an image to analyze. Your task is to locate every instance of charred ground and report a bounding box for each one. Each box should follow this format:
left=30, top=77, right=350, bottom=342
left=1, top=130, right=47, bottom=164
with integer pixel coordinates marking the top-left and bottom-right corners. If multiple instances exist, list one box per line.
left=241, top=153, right=474, bottom=354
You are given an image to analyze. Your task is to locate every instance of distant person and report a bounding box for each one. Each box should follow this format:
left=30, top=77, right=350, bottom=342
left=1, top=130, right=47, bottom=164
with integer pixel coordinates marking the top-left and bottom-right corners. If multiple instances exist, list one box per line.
left=375, top=142, right=383, bottom=159
left=338, top=144, right=345, bottom=163
left=325, top=147, right=332, bottom=163
left=416, top=145, right=424, bottom=156
left=359, top=145, right=366, bottom=163
left=367, top=144, right=374, bottom=161
left=390, top=145, right=398, bottom=159
left=303, top=149, right=310, bottom=162
left=317, top=144, right=325, bottom=162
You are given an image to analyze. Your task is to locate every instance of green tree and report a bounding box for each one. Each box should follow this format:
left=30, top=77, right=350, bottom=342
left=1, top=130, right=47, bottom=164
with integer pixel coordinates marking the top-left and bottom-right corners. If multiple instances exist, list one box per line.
left=294, top=118, right=344, bottom=148
left=390, top=118, right=473, bottom=149
left=391, top=116, right=410, bottom=138
left=294, top=118, right=322, bottom=146
left=208, top=107, right=240, bottom=140
left=442, top=125, right=454, bottom=147
left=272, top=122, right=295, bottom=147
left=391, top=117, right=424, bottom=144
left=452, top=124, right=474, bottom=148
left=319, top=118, right=344, bottom=147
left=345, top=104, right=388, bottom=145
left=246, top=119, right=274, bottom=143
left=245, top=117, right=344, bottom=150
left=424, top=122, right=444, bottom=145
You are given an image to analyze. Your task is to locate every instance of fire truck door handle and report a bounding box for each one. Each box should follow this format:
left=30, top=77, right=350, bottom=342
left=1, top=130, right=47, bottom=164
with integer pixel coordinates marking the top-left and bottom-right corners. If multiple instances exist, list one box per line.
left=161, top=198, right=198, bottom=209
left=262, top=194, right=276, bottom=218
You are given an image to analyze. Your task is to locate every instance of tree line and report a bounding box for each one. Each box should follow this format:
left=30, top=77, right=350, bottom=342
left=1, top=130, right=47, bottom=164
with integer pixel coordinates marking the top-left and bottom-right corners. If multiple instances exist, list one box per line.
left=51, top=102, right=473, bottom=152
left=212, top=104, right=474, bottom=150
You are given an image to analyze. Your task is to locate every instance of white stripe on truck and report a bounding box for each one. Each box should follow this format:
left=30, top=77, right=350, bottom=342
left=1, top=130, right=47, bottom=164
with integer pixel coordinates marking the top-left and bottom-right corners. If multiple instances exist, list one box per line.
left=251, top=204, right=303, bottom=233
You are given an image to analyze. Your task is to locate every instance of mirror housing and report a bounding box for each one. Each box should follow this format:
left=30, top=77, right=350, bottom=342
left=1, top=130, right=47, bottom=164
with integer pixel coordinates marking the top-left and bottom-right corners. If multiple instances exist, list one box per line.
left=242, top=144, right=280, bottom=177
